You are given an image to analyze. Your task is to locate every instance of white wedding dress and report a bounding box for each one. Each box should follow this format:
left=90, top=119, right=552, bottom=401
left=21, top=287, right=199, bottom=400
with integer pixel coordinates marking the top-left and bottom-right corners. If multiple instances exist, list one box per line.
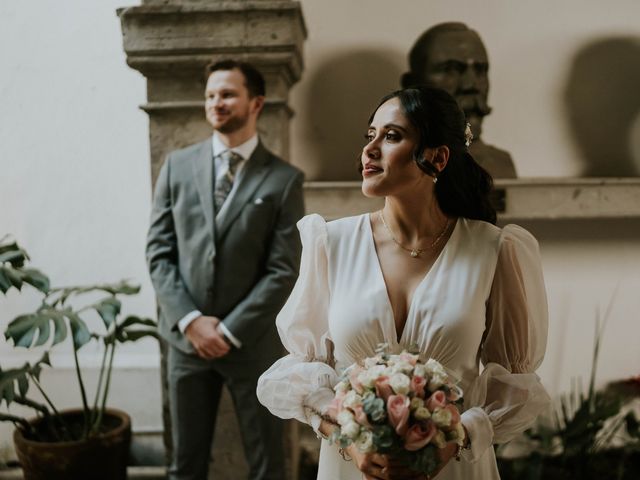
left=257, top=213, right=550, bottom=480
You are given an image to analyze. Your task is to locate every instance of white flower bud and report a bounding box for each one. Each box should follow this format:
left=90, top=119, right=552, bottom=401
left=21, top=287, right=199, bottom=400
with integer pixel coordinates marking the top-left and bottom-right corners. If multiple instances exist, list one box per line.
left=342, top=421, right=361, bottom=440
left=389, top=373, right=411, bottom=395
left=337, top=410, right=354, bottom=426
left=414, top=407, right=431, bottom=421
left=355, top=430, right=374, bottom=453
left=432, top=430, right=447, bottom=448
left=342, top=390, right=363, bottom=409
left=432, top=407, right=453, bottom=428
left=410, top=397, right=423, bottom=411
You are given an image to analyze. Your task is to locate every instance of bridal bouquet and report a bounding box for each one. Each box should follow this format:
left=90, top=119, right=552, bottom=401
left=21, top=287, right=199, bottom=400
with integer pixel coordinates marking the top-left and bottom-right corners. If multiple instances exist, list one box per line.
left=328, top=348, right=465, bottom=475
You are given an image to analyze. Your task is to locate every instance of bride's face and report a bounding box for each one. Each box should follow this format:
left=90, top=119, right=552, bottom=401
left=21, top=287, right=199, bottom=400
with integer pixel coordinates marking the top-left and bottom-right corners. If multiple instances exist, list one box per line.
left=361, top=97, right=430, bottom=198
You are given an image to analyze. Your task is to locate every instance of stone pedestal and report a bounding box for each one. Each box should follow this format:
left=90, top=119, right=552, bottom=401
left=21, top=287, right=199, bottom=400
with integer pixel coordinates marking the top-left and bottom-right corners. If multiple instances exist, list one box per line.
left=118, top=0, right=306, bottom=184
left=118, top=1, right=306, bottom=478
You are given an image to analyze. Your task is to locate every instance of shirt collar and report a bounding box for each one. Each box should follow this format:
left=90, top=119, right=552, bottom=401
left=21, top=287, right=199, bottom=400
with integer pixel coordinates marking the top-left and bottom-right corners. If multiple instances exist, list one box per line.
left=212, top=132, right=259, bottom=161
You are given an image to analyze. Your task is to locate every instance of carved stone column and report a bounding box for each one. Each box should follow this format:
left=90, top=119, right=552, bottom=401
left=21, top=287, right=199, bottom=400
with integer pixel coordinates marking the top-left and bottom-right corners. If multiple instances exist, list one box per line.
left=118, top=1, right=306, bottom=478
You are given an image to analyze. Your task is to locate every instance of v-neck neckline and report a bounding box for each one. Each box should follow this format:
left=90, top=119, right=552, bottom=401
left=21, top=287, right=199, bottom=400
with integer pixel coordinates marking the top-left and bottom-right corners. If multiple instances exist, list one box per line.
left=365, top=213, right=459, bottom=345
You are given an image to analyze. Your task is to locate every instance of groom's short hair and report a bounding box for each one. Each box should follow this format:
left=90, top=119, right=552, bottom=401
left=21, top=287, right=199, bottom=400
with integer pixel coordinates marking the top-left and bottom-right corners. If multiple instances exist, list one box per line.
left=204, top=59, right=266, bottom=98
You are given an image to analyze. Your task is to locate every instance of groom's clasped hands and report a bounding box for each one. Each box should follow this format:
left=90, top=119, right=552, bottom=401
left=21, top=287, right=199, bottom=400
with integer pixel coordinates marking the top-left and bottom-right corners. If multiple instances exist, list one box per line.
left=185, top=315, right=231, bottom=359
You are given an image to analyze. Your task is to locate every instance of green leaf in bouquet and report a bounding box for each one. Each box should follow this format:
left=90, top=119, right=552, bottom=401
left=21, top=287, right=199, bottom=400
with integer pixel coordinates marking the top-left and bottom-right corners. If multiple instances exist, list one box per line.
left=371, top=424, right=395, bottom=451
left=362, top=391, right=386, bottom=423
left=406, top=445, right=438, bottom=475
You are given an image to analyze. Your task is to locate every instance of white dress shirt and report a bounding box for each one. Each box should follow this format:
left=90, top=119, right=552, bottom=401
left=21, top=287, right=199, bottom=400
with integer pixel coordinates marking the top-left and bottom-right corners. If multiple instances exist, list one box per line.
left=176, top=132, right=260, bottom=348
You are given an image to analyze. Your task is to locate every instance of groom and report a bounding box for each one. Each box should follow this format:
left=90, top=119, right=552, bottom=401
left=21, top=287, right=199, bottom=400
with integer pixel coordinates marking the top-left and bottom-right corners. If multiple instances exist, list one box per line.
left=146, top=59, right=305, bottom=479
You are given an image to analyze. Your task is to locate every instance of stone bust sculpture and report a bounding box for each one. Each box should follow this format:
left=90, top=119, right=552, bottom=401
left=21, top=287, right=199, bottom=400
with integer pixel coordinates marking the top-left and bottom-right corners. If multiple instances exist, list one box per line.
left=401, top=22, right=517, bottom=178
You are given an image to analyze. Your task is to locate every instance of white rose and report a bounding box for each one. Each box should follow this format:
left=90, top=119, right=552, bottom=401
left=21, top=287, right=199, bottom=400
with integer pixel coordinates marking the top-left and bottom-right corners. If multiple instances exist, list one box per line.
left=342, top=390, right=363, bottom=409
left=364, top=357, right=378, bottom=369
left=342, top=421, right=361, bottom=440
left=393, top=361, right=414, bottom=374
left=425, top=359, right=446, bottom=377
left=432, top=430, right=447, bottom=448
left=432, top=407, right=453, bottom=428
left=410, top=397, right=423, bottom=411
left=355, top=430, right=374, bottom=453
left=414, top=407, right=431, bottom=421
left=428, top=372, right=448, bottom=391
left=334, top=379, right=350, bottom=393
left=413, top=364, right=427, bottom=378
left=359, top=365, right=386, bottom=388
left=389, top=373, right=411, bottom=395
left=337, top=410, right=355, bottom=426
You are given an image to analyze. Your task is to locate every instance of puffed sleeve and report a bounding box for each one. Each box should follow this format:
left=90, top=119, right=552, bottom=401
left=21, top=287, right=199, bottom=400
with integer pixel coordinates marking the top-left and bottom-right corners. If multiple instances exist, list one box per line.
left=461, top=225, right=551, bottom=462
left=257, top=214, right=339, bottom=432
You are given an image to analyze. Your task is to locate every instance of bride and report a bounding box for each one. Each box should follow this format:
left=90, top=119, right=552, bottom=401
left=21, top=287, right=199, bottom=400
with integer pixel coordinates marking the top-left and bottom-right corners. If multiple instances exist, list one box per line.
left=257, top=86, right=549, bottom=480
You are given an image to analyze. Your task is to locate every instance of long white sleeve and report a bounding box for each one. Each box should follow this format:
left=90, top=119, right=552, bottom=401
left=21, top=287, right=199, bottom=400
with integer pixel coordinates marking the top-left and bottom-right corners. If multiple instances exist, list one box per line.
left=257, top=214, right=339, bottom=431
left=461, top=225, right=550, bottom=462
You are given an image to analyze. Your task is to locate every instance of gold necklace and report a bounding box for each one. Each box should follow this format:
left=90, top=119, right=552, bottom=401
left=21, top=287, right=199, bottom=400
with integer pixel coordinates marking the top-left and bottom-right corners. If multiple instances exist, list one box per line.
left=378, top=211, right=451, bottom=258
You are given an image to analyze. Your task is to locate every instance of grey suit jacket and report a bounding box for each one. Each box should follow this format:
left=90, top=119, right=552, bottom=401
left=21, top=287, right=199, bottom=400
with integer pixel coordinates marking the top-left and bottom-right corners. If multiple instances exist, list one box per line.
left=146, top=138, right=305, bottom=360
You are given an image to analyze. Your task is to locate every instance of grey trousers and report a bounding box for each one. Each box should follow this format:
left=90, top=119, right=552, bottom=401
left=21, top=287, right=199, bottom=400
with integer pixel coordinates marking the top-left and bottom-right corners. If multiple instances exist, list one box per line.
left=167, top=346, right=285, bottom=480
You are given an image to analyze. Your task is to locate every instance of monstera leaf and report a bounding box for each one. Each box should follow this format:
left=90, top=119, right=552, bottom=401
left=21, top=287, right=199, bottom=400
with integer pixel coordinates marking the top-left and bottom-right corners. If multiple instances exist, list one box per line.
left=91, top=297, right=122, bottom=329
left=0, top=353, right=50, bottom=407
left=0, top=239, right=49, bottom=294
left=5, top=306, right=91, bottom=349
left=114, top=316, right=158, bottom=343
left=51, top=281, right=139, bottom=307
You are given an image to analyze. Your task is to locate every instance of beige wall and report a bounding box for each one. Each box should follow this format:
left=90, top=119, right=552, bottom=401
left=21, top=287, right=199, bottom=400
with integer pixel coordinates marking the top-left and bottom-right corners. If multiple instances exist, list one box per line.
left=291, top=0, right=640, bottom=179
left=291, top=0, right=640, bottom=401
left=0, top=1, right=638, bottom=454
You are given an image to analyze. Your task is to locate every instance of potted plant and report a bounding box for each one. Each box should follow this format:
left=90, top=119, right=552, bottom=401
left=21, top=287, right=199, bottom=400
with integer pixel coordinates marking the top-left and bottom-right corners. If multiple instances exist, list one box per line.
left=0, top=237, right=158, bottom=480
left=497, top=316, right=640, bottom=480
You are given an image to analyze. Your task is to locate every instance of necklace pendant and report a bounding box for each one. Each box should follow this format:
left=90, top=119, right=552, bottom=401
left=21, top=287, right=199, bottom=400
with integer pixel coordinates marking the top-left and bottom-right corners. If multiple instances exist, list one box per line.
left=410, top=249, right=419, bottom=258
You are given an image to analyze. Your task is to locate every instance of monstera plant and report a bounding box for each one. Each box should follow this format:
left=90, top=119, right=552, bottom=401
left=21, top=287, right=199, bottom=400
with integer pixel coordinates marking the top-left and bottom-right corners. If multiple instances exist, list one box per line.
left=0, top=237, right=158, bottom=480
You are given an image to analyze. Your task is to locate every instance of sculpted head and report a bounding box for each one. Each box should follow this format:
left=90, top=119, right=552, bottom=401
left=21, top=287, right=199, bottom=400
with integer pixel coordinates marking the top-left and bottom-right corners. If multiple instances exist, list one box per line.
left=401, top=23, right=491, bottom=139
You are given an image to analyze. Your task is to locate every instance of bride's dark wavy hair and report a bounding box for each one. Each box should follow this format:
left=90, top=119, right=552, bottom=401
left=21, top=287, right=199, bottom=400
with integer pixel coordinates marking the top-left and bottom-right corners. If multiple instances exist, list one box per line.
left=369, top=87, right=496, bottom=224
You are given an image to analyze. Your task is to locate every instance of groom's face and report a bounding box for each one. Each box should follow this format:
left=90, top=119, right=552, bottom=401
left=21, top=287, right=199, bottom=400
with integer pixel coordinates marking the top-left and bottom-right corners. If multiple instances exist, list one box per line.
left=204, top=68, right=260, bottom=134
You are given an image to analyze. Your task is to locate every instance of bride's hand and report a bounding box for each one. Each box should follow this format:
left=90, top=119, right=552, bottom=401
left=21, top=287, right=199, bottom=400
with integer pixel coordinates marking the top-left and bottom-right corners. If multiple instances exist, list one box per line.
left=345, top=445, right=425, bottom=480
left=425, top=442, right=458, bottom=479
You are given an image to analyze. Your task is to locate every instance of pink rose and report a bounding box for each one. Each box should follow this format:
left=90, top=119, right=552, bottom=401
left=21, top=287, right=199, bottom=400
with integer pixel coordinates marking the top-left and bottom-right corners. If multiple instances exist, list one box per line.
left=326, top=393, right=344, bottom=418
left=404, top=421, right=437, bottom=451
left=426, top=390, right=447, bottom=412
left=410, top=375, right=426, bottom=398
left=351, top=404, right=372, bottom=428
left=349, top=366, right=364, bottom=394
left=387, top=394, right=410, bottom=436
left=374, top=376, right=393, bottom=402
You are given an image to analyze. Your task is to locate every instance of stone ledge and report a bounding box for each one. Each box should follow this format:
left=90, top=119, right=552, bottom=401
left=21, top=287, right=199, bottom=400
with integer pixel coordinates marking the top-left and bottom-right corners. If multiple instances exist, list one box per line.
left=303, top=178, right=640, bottom=221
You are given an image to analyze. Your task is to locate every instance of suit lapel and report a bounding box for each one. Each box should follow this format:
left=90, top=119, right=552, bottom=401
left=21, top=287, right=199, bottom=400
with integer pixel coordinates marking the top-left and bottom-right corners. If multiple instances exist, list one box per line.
left=191, top=138, right=217, bottom=242
left=216, top=142, right=271, bottom=240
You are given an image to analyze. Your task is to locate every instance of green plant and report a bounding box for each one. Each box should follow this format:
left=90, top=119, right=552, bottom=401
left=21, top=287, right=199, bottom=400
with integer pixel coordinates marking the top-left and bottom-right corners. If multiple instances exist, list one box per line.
left=0, top=237, right=158, bottom=442
left=498, top=306, right=640, bottom=480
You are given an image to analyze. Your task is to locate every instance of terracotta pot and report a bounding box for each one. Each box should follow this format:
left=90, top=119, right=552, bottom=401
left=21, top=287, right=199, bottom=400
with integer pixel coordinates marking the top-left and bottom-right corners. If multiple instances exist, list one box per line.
left=13, top=408, right=131, bottom=480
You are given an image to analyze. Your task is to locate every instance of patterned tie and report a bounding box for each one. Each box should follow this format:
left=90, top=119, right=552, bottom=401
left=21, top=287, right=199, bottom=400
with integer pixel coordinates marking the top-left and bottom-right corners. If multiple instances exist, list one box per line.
left=214, top=150, right=243, bottom=212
